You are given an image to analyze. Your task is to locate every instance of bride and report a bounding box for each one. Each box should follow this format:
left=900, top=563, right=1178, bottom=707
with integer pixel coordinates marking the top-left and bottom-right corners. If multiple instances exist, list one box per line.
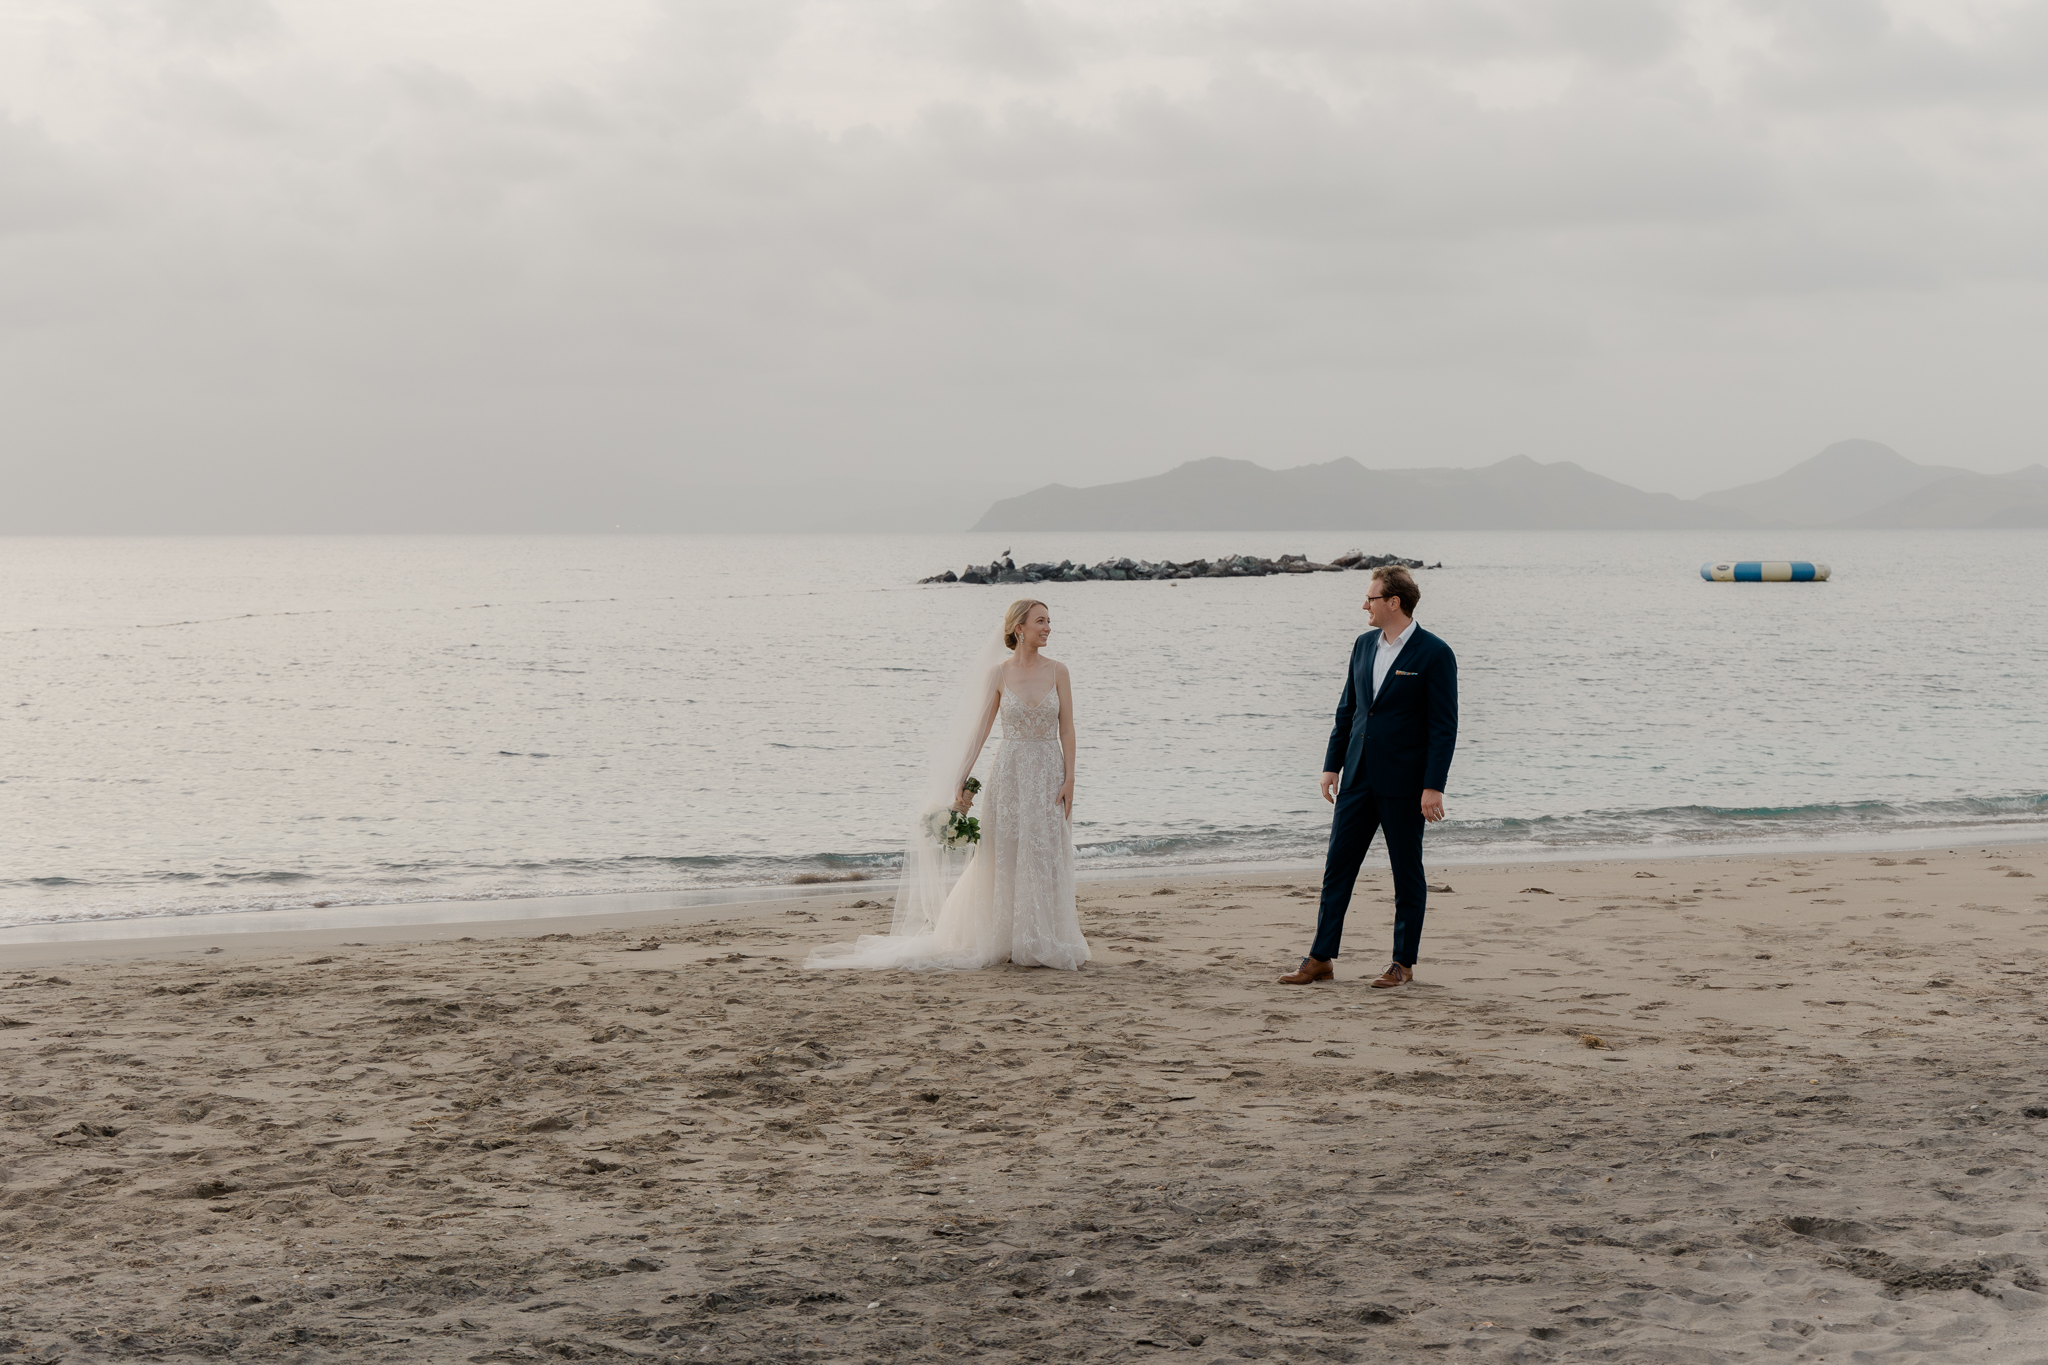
left=806, top=599, right=1091, bottom=972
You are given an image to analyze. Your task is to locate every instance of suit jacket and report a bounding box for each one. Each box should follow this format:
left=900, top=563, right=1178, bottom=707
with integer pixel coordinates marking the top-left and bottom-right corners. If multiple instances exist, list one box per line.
left=1322, top=624, right=1458, bottom=798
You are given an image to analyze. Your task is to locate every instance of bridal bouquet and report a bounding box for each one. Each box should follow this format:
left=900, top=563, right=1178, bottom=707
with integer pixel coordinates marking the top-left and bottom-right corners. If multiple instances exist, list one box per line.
left=923, top=777, right=983, bottom=850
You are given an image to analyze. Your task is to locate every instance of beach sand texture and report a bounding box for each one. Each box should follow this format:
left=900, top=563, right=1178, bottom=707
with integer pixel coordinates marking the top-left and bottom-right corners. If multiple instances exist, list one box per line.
left=5, top=846, right=2048, bottom=1363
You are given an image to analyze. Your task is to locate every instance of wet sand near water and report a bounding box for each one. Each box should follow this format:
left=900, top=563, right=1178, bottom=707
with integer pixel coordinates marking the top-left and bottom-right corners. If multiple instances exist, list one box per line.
left=5, top=844, right=2048, bottom=1363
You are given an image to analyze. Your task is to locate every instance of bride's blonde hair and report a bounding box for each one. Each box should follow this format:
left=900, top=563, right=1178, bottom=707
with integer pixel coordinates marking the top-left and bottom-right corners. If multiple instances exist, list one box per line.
left=1004, top=599, right=1047, bottom=650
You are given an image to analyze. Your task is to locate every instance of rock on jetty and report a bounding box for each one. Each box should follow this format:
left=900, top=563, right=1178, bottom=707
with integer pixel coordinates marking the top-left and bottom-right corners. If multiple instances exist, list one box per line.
left=920, top=551, right=1432, bottom=584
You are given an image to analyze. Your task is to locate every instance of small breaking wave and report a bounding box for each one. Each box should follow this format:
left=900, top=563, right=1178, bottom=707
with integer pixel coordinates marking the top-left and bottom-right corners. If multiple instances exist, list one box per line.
left=1433, top=792, right=2048, bottom=855
left=5, top=792, right=2043, bottom=930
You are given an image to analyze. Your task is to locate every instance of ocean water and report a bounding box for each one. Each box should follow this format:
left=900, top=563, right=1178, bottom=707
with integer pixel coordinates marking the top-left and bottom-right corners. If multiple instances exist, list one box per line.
left=4, top=531, right=2045, bottom=929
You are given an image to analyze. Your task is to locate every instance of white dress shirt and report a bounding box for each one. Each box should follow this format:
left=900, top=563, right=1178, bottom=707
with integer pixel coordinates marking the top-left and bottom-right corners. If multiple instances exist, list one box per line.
left=1371, top=618, right=1417, bottom=700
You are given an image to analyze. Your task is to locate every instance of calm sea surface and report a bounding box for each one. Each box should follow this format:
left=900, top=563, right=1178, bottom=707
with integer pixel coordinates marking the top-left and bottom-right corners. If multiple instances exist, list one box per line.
left=4, top=531, right=2046, bottom=929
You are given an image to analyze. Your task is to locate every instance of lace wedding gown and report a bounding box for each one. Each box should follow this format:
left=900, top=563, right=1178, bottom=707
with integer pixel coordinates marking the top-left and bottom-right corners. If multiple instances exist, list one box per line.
left=806, top=686, right=1091, bottom=972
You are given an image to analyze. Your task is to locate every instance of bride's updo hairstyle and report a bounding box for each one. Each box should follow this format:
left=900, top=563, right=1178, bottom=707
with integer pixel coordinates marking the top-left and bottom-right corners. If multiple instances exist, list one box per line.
left=1004, top=599, right=1047, bottom=650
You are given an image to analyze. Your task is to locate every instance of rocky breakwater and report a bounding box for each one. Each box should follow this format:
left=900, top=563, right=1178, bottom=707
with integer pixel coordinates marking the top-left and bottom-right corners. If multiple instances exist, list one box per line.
left=922, top=549, right=1432, bottom=584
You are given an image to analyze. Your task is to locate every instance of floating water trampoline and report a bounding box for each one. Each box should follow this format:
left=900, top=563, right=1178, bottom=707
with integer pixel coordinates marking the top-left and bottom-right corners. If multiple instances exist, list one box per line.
left=1700, top=560, right=1830, bottom=582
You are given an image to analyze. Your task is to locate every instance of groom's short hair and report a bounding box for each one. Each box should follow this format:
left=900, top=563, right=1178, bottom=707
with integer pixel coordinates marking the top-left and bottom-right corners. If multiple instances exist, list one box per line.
left=1372, top=565, right=1420, bottom=616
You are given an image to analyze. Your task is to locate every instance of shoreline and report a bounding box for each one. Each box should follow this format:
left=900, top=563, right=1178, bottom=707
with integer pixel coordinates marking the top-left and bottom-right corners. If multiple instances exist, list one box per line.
left=5, top=836, right=2043, bottom=966
left=4, top=841, right=2046, bottom=1361
left=9, top=823, right=2048, bottom=949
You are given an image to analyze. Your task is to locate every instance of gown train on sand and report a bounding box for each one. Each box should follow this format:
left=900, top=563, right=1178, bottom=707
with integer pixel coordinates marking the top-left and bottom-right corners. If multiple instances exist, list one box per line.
left=806, top=686, right=1090, bottom=971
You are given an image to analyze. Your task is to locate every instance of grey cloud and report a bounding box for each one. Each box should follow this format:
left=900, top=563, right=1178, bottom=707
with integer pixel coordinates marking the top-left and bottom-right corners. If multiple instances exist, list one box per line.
left=629, top=0, right=807, bottom=120
left=0, top=114, right=118, bottom=236
left=1743, top=1, right=2048, bottom=108
left=1109, top=75, right=1781, bottom=247
left=936, top=0, right=1078, bottom=79
left=158, top=0, right=281, bottom=45
left=4, top=0, right=2048, bottom=529
left=1227, top=0, right=1682, bottom=67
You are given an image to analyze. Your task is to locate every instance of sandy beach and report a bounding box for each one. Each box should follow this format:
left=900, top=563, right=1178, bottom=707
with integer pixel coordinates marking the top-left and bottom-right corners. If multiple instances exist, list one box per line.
left=5, top=844, right=2048, bottom=1363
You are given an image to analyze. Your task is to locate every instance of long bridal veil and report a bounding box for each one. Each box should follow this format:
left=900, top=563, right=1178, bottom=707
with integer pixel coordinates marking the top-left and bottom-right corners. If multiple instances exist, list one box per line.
left=887, top=624, right=1007, bottom=937
left=805, top=626, right=1007, bottom=967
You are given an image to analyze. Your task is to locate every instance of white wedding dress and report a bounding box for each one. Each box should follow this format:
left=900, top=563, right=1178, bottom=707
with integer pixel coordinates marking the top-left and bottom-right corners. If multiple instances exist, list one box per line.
left=806, top=684, right=1091, bottom=972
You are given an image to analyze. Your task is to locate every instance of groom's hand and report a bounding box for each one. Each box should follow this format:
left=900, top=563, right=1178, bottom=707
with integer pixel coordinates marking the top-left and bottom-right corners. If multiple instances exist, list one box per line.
left=1319, top=771, right=1340, bottom=804
left=1421, top=789, right=1445, bottom=822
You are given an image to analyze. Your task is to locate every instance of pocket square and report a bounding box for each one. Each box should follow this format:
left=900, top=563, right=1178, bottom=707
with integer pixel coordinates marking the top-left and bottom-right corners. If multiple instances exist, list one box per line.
left=1394, top=670, right=1418, bottom=676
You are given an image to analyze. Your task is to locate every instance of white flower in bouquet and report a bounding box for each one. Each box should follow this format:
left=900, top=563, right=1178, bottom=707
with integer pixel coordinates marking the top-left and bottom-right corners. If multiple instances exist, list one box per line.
left=921, top=777, right=983, bottom=851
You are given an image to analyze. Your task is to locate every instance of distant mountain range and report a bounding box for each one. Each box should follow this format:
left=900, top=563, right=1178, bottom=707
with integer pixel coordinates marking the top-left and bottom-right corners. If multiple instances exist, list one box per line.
left=971, top=440, right=2048, bottom=531
left=1836, top=462, right=2048, bottom=528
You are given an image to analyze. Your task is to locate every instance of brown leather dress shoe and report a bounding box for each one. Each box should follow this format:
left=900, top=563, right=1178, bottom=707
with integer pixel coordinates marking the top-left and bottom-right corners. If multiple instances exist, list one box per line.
left=1277, top=956, right=1334, bottom=985
left=1368, top=962, right=1413, bottom=989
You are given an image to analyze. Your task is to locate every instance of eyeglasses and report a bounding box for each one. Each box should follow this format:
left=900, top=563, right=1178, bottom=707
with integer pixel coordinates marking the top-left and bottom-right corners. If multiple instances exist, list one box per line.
left=1363, top=595, right=1390, bottom=604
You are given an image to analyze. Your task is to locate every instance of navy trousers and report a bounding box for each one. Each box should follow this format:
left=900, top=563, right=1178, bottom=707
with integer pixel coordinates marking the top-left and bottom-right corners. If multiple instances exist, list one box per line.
left=1309, top=783, right=1427, bottom=965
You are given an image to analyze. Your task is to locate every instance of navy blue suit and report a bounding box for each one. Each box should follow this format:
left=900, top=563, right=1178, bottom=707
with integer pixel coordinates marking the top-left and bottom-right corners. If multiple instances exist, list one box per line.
left=1311, top=624, right=1458, bottom=965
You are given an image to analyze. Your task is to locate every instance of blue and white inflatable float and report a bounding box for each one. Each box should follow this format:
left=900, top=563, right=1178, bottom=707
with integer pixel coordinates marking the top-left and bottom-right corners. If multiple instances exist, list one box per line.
left=1700, top=560, right=1830, bottom=582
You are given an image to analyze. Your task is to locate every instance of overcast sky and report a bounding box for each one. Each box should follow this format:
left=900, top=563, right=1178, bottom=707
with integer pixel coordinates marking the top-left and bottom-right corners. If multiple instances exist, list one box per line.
left=4, top=0, right=2046, bottom=529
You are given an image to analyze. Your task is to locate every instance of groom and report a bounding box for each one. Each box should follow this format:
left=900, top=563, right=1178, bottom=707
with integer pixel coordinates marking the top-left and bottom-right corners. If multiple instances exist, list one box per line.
left=1280, top=565, right=1457, bottom=989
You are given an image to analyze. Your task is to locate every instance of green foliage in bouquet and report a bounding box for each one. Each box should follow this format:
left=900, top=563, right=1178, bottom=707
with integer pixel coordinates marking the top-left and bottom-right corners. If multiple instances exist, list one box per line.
left=922, top=776, right=985, bottom=851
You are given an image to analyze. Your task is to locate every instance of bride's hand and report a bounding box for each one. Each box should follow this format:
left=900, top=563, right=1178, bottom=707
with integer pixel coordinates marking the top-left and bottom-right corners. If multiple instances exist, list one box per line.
left=953, top=786, right=976, bottom=813
left=1056, top=784, right=1074, bottom=819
